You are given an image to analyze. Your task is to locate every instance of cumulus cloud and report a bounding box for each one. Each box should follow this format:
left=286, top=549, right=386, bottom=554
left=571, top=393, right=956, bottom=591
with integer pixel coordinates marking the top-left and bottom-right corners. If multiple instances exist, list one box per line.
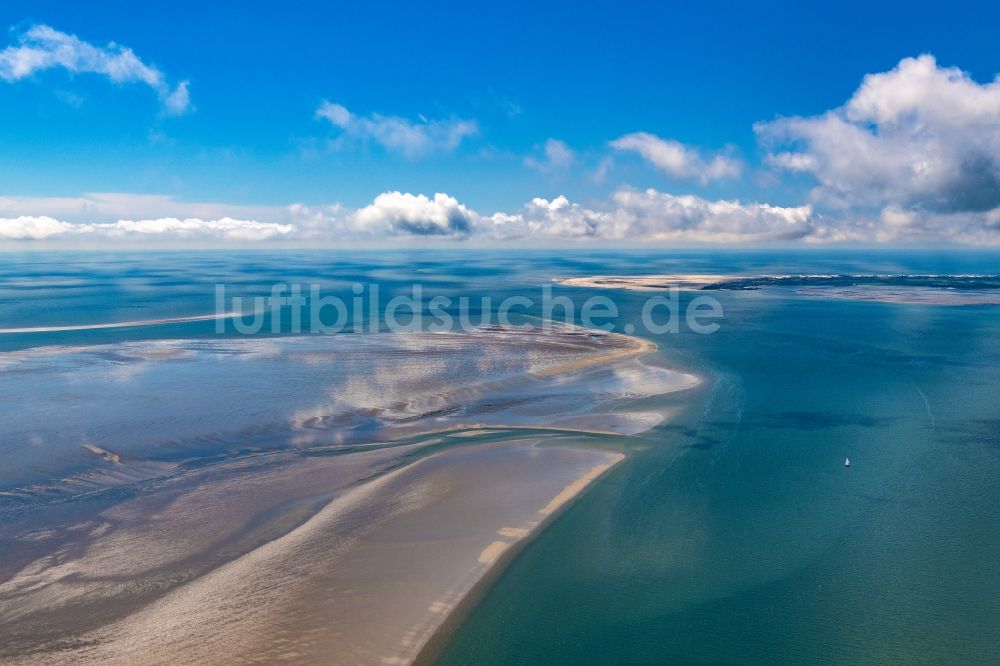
left=856, top=206, right=1000, bottom=245
left=486, top=196, right=609, bottom=239
left=485, top=190, right=812, bottom=243
left=316, top=101, right=477, bottom=157
left=0, top=189, right=819, bottom=246
left=0, top=24, right=191, bottom=114
left=524, top=138, right=575, bottom=171
left=758, top=55, right=1000, bottom=214
left=353, top=192, right=474, bottom=236
left=606, top=189, right=813, bottom=243
left=610, top=132, right=742, bottom=183
left=6, top=184, right=996, bottom=246
left=0, top=216, right=72, bottom=239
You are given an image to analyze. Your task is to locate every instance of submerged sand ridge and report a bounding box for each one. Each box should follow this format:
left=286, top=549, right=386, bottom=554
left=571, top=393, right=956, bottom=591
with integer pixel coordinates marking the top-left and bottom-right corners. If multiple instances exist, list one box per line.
left=0, top=326, right=697, bottom=664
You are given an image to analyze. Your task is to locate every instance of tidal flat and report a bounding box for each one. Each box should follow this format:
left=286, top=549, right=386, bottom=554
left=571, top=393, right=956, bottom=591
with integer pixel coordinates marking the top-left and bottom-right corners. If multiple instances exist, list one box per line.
left=3, top=249, right=999, bottom=665
left=0, top=327, right=695, bottom=664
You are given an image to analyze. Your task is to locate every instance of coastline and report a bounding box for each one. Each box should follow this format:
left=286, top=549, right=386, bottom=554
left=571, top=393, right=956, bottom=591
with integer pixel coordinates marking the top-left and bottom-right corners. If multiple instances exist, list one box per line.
left=393, top=447, right=626, bottom=665
left=411, top=455, right=623, bottom=666
left=3, top=440, right=630, bottom=665
left=556, top=274, right=1000, bottom=305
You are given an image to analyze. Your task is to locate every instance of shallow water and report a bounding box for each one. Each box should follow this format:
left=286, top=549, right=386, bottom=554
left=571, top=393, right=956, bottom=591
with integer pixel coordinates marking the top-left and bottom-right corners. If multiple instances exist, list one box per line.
left=1, top=250, right=999, bottom=664
left=0, top=331, right=669, bottom=495
left=437, top=254, right=1000, bottom=665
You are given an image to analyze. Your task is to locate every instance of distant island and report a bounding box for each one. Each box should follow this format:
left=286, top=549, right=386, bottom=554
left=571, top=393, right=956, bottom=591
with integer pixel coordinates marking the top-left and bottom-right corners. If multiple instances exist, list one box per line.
left=701, top=274, right=1000, bottom=290
left=557, top=274, right=1000, bottom=305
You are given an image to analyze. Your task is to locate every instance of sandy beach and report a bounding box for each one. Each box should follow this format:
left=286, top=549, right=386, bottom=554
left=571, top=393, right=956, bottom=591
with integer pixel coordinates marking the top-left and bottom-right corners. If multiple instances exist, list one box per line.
left=0, top=327, right=697, bottom=664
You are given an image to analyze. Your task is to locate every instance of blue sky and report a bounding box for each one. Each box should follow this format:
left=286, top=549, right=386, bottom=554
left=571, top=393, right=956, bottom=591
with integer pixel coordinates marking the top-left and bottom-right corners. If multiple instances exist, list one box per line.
left=1, top=0, right=999, bottom=246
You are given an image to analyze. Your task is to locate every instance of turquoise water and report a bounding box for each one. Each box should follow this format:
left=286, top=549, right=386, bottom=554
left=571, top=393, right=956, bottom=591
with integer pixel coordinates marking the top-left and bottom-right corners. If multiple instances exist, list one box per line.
left=2, top=250, right=999, bottom=663
left=437, top=258, right=1000, bottom=664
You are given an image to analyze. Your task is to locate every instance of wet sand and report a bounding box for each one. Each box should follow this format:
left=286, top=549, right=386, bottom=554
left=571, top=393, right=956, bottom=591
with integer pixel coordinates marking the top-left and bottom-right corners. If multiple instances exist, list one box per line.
left=0, top=329, right=692, bottom=496
left=3, top=438, right=622, bottom=665
left=0, top=327, right=696, bottom=664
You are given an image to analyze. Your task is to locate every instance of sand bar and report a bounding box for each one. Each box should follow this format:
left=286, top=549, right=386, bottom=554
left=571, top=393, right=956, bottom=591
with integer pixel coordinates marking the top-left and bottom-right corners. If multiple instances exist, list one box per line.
left=0, top=327, right=692, bottom=664
left=557, top=274, right=737, bottom=291
left=0, top=311, right=245, bottom=334
left=1, top=438, right=624, bottom=665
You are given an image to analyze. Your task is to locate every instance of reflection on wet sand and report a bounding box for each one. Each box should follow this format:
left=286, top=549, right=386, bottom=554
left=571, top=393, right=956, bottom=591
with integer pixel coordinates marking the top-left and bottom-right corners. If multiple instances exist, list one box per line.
left=0, top=327, right=696, bottom=664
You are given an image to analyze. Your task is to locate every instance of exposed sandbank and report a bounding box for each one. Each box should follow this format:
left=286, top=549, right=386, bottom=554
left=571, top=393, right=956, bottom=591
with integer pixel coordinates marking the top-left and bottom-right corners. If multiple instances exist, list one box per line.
left=0, top=326, right=695, bottom=664
left=556, top=274, right=736, bottom=291
left=4, top=439, right=622, bottom=665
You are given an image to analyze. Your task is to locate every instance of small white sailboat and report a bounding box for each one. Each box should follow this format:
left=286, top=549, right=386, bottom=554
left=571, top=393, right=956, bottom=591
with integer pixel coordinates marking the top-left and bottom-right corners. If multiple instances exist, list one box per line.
left=844, top=457, right=851, bottom=468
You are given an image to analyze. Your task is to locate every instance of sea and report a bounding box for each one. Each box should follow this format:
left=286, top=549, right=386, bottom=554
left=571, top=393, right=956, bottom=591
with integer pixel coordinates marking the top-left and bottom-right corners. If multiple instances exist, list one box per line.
left=2, top=249, right=999, bottom=664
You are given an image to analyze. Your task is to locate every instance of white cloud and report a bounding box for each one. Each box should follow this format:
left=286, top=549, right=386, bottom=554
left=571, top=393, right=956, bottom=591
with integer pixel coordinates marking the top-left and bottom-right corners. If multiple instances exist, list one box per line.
left=0, top=206, right=292, bottom=243
left=316, top=101, right=477, bottom=157
left=353, top=192, right=474, bottom=236
left=486, top=196, right=608, bottom=239
left=591, top=156, right=614, bottom=184
left=483, top=190, right=813, bottom=243
left=867, top=206, right=1000, bottom=245
left=0, top=192, right=278, bottom=223
left=758, top=54, right=1000, bottom=215
left=607, top=189, right=813, bottom=243
left=161, top=81, right=190, bottom=116
left=6, top=185, right=998, bottom=246
left=0, top=24, right=191, bottom=114
left=85, top=218, right=294, bottom=240
left=0, top=189, right=816, bottom=246
left=764, top=151, right=816, bottom=172
left=284, top=202, right=347, bottom=239
left=524, top=138, right=575, bottom=171
left=0, top=216, right=72, bottom=239
left=610, top=132, right=742, bottom=183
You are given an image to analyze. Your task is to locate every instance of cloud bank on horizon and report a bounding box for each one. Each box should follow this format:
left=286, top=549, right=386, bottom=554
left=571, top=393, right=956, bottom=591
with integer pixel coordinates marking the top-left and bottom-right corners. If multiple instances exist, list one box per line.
left=0, top=189, right=813, bottom=245
left=1, top=22, right=999, bottom=247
